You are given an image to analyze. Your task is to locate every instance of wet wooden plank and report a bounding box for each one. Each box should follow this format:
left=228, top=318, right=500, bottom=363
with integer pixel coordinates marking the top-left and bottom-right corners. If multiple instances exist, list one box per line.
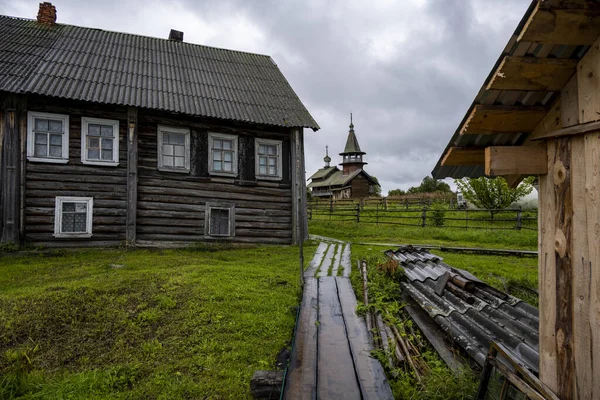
left=330, top=244, right=342, bottom=276
left=304, top=242, right=328, bottom=278
left=337, top=277, right=394, bottom=399
left=341, top=243, right=352, bottom=277
left=284, top=277, right=318, bottom=400
left=317, top=277, right=361, bottom=399
left=317, top=244, right=336, bottom=278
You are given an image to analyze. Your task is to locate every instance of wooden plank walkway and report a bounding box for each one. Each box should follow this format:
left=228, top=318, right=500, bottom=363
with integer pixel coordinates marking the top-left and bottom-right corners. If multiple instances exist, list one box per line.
left=283, top=243, right=393, bottom=400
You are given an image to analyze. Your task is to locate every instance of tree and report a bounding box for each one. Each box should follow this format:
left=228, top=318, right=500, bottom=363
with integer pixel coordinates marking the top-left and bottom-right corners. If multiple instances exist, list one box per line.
left=370, top=176, right=382, bottom=197
left=407, top=176, right=452, bottom=194
left=454, top=176, right=534, bottom=214
left=388, top=188, right=406, bottom=197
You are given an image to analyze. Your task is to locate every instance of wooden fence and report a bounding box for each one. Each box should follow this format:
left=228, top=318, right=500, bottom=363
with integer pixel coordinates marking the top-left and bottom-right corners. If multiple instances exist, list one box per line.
left=307, top=200, right=538, bottom=231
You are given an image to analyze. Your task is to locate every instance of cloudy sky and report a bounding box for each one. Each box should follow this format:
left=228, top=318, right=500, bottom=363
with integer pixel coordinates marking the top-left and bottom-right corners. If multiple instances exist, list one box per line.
left=1, top=0, right=530, bottom=194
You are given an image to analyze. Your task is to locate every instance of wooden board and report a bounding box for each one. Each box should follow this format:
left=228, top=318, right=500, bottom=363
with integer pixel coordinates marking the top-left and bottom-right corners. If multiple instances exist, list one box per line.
left=330, top=244, right=342, bottom=277
left=561, top=75, right=579, bottom=128
left=317, top=277, right=361, bottom=399
left=304, top=242, right=328, bottom=278
left=341, top=243, right=351, bottom=277
left=337, top=277, right=394, bottom=399
left=317, top=244, right=336, bottom=278
left=440, top=147, right=484, bottom=166
left=577, top=35, right=600, bottom=124
left=283, top=277, right=319, bottom=400
left=519, top=4, right=600, bottom=45
left=486, top=56, right=577, bottom=92
left=484, top=145, right=547, bottom=176
left=539, top=140, right=558, bottom=394
left=460, top=105, right=548, bottom=135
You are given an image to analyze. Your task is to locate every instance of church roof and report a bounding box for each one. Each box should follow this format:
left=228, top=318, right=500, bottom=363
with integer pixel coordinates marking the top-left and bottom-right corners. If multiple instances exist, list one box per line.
left=308, top=168, right=378, bottom=189
left=340, top=122, right=366, bottom=155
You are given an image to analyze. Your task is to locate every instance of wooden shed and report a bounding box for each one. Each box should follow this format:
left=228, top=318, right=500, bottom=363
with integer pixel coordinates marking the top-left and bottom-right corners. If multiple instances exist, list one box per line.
left=0, top=4, right=319, bottom=247
left=433, top=1, right=600, bottom=398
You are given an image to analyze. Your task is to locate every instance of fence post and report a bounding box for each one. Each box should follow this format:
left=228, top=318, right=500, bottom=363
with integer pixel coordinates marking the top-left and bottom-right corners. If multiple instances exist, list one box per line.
left=356, top=203, right=361, bottom=223
left=384, top=197, right=388, bottom=211
left=516, top=207, right=522, bottom=230
left=465, top=208, right=468, bottom=229
left=405, top=199, right=409, bottom=210
left=376, top=203, right=379, bottom=226
left=421, top=207, right=427, bottom=227
left=329, top=198, right=334, bottom=213
left=308, top=204, right=312, bottom=221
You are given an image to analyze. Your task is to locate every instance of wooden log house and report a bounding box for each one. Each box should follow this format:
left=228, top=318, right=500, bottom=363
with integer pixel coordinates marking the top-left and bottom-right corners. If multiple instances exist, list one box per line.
left=433, top=1, right=600, bottom=398
left=0, top=3, right=319, bottom=248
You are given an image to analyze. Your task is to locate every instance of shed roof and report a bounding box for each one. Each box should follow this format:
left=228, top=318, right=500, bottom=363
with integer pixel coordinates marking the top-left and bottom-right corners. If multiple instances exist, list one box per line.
left=308, top=166, right=338, bottom=181
left=307, top=168, right=378, bottom=189
left=386, top=246, right=539, bottom=373
left=0, top=15, right=319, bottom=130
left=432, top=0, right=600, bottom=180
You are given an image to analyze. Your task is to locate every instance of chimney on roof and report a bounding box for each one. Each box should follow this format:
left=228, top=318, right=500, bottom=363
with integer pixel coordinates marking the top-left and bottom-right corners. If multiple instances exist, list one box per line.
left=37, top=2, right=57, bottom=26
left=168, top=29, right=184, bottom=42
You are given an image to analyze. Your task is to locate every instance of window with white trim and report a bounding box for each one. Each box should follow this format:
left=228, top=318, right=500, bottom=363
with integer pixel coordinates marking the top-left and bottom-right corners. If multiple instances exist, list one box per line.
left=205, top=204, right=235, bottom=237
left=255, top=138, right=282, bottom=180
left=208, top=133, right=237, bottom=176
left=27, top=111, right=70, bottom=163
left=81, top=117, right=119, bottom=165
left=54, top=197, right=93, bottom=238
left=157, top=125, right=190, bottom=172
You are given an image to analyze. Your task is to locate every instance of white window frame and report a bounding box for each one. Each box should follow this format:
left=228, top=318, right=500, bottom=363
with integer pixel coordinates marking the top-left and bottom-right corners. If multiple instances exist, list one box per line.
left=205, top=203, right=235, bottom=238
left=27, top=111, right=70, bottom=163
left=54, top=196, right=93, bottom=238
left=157, top=125, right=191, bottom=173
left=208, top=132, right=238, bottom=177
left=81, top=117, right=120, bottom=166
left=255, top=138, right=283, bottom=181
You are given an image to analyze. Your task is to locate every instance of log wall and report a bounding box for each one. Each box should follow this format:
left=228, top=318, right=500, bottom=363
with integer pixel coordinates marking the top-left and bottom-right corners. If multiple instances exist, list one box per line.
left=16, top=95, right=295, bottom=247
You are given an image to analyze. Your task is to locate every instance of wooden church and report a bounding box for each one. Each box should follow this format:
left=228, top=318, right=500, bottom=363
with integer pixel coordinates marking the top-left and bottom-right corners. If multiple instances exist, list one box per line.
left=308, top=117, right=379, bottom=200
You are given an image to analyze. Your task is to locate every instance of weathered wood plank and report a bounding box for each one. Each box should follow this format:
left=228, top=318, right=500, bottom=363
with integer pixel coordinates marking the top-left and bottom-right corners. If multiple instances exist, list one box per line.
left=137, top=185, right=290, bottom=204
left=553, top=137, right=575, bottom=399
left=441, top=147, right=484, bottom=166
left=487, top=56, right=578, bottom=92
left=317, top=244, right=336, bottom=278
left=330, top=244, right=342, bottom=277
left=1, top=101, right=20, bottom=243
left=539, top=140, right=558, bottom=393
left=137, top=193, right=291, bottom=211
left=27, top=172, right=126, bottom=185
left=577, top=36, right=600, bottom=124
left=570, top=135, right=592, bottom=400
left=126, top=107, right=138, bottom=245
left=26, top=162, right=127, bottom=176
left=461, top=105, right=548, bottom=135
left=304, top=242, right=328, bottom=278
left=283, top=277, right=318, bottom=400
left=317, top=277, right=361, bottom=399
left=484, top=145, right=547, bottom=176
left=337, top=277, right=394, bottom=399
left=236, top=229, right=292, bottom=239
left=342, top=244, right=351, bottom=277
left=138, top=177, right=291, bottom=198
left=561, top=75, right=579, bottom=128
left=26, top=181, right=127, bottom=193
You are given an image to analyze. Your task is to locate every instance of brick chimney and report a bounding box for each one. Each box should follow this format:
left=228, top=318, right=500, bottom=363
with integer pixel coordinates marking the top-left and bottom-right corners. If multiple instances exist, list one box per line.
left=37, top=2, right=57, bottom=26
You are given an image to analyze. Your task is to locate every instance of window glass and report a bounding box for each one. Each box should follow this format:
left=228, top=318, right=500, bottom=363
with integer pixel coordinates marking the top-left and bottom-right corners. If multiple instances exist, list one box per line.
left=211, top=138, right=234, bottom=172
left=33, top=118, right=63, bottom=158
left=61, top=202, right=88, bottom=233
left=161, top=131, right=187, bottom=169
left=210, top=208, right=230, bottom=236
left=83, top=119, right=117, bottom=163
left=256, top=141, right=281, bottom=178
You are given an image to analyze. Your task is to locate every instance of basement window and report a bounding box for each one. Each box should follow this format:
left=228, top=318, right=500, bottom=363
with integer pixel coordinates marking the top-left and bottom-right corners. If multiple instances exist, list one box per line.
left=255, top=138, right=282, bottom=180
left=54, top=197, right=93, bottom=238
left=208, top=133, right=238, bottom=176
left=81, top=117, right=119, bottom=166
left=157, top=125, right=190, bottom=172
left=27, top=111, right=70, bottom=163
left=205, top=204, right=235, bottom=237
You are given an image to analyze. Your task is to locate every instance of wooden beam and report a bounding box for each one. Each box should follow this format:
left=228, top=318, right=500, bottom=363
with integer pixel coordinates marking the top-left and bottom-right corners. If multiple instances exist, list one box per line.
left=561, top=75, right=579, bottom=128
left=519, top=2, right=600, bottom=45
left=504, top=174, right=525, bottom=189
left=532, top=119, right=600, bottom=141
left=126, top=107, right=138, bottom=246
left=577, top=34, right=600, bottom=124
left=440, top=147, right=484, bottom=166
left=1, top=95, right=21, bottom=244
left=461, top=105, right=548, bottom=135
left=484, top=145, right=548, bottom=176
left=487, top=56, right=577, bottom=92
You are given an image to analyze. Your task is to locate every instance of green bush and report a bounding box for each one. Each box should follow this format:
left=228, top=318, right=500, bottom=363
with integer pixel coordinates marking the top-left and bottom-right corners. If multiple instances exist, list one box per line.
left=429, top=202, right=446, bottom=227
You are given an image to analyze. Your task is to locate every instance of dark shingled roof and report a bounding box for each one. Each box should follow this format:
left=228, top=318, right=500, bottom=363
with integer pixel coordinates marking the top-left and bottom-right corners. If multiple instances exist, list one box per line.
left=340, top=123, right=365, bottom=155
left=0, top=15, right=319, bottom=130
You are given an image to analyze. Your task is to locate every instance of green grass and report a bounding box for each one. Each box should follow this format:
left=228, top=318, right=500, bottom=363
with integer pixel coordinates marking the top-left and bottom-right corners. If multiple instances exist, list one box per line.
left=0, top=244, right=314, bottom=399
left=309, top=220, right=537, bottom=250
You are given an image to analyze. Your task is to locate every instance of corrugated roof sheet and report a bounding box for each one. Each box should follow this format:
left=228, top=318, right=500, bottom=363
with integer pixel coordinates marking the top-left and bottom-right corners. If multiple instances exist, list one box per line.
left=386, top=246, right=540, bottom=374
left=0, top=15, right=319, bottom=130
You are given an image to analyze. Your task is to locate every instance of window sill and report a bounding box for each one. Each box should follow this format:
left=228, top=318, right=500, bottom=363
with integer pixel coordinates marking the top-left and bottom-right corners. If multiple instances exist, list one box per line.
left=209, top=172, right=238, bottom=178
left=256, top=175, right=283, bottom=181
left=53, top=233, right=93, bottom=238
left=82, top=160, right=120, bottom=167
left=158, top=167, right=190, bottom=174
left=28, top=157, right=69, bottom=164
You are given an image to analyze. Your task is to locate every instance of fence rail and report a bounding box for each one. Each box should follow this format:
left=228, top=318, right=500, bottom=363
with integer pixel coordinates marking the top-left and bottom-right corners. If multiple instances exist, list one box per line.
left=308, top=200, right=538, bottom=231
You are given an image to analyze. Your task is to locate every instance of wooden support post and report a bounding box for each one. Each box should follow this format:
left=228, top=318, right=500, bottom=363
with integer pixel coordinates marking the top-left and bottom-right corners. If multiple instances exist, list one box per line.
left=126, top=107, right=138, bottom=246
left=1, top=95, right=22, bottom=244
